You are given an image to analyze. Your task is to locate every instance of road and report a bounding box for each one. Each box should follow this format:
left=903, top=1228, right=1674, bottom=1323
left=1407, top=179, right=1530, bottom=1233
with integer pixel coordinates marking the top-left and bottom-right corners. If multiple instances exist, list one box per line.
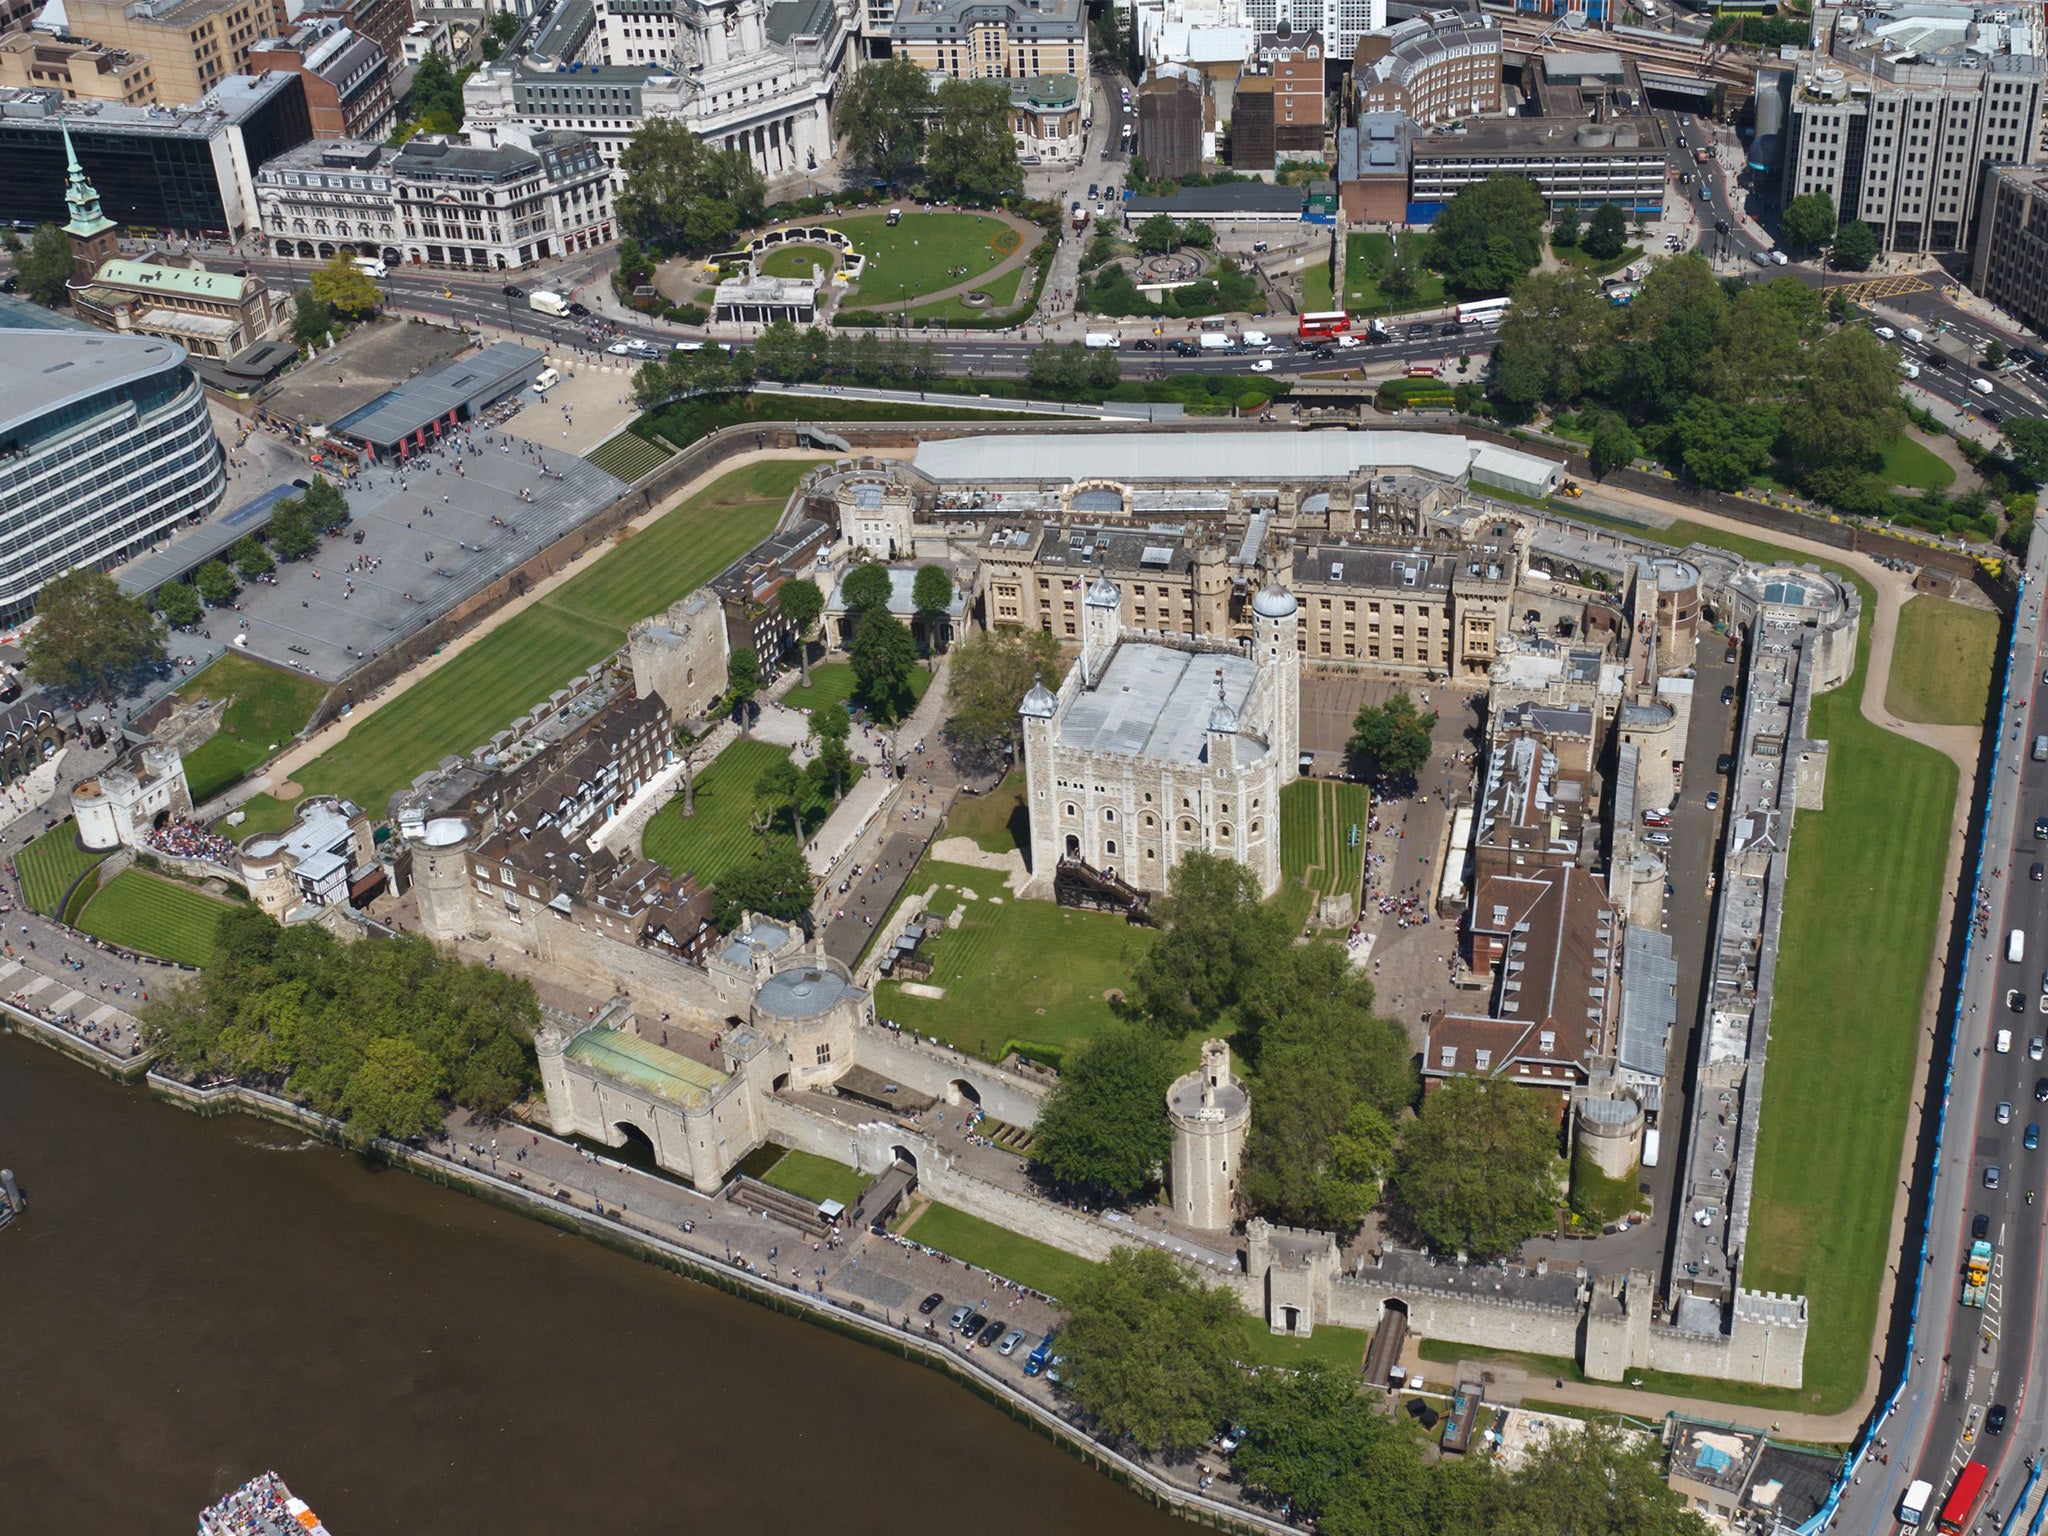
left=1833, top=524, right=2048, bottom=1534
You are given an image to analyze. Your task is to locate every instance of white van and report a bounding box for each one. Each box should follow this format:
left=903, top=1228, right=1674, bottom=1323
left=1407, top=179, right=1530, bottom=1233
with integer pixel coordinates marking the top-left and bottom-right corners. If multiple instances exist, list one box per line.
left=1083, top=332, right=1119, bottom=349
left=531, top=366, right=560, bottom=395
left=528, top=290, right=570, bottom=317
left=2011, top=928, right=2028, bottom=964
left=352, top=255, right=387, bottom=279
left=1999, top=1029, right=2014, bottom=1055
left=1241, top=329, right=1271, bottom=348
left=1899, top=1479, right=1933, bottom=1527
left=1972, top=376, right=1996, bottom=397
left=1199, top=332, right=1231, bottom=351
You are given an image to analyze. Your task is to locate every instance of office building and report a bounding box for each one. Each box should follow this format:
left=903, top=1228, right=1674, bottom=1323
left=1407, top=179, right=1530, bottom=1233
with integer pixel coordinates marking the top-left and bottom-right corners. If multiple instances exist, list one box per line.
left=1260, top=24, right=1324, bottom=154
left=62, top=0, right=286, bottom=108
left=1970, top=162, right=2048, bottom=336
left=1784, top=1, right=2047, bottom=255
left=889, top=0, right=1086, bottom=85
left=1354, top=10, right=1500, bottom=125
left=1241, top=0, right=1381, bottom=60
left=0, top=33, right=159, bottom=107
left=0, top=74, right=312, bottom=235
left=0, top=329, right=226, bottom=624
left=1138, top=74, right=1206, bottom=180
left=294, top=0, right=415, bottom=74
left=247, top=19, right=395, bottom=141
left=1010, top=71, right=1083, bottom=164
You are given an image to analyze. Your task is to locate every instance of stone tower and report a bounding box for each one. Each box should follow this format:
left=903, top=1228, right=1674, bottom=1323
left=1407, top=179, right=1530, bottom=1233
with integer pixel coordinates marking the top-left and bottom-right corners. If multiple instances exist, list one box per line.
left=1251, top=577, right=1301, bottom=786
left=1019, top=672, right=1060, bottom=878
left=408, top=817, right=475, bottom=942
left=60, top=119, right=118, bottom=284
left=1168, top=1039, right=1250, bottom=1230
left=1192, top=531, right=1231, bottom=637
left=1081, top=573, right=1122, bottom=684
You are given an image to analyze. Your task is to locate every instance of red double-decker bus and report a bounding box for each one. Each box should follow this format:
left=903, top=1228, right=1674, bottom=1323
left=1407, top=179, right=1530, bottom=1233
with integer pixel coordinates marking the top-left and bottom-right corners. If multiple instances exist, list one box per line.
left=1938, top=1461, right=1990, bottom=1534
left=1298, top=310, right=1350, bottom=341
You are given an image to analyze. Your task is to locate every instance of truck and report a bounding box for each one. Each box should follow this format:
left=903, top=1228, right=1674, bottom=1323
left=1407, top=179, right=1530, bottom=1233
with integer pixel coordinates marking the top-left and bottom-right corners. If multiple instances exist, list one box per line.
left=1962, top=1236, right=1994, bottom=1307
left=528, top=290, right=570, bottom=317
left=1199, top=332, right=1231, bottom=351
left=1070, top=201, right=1088, bottom=230
left=1642, top=1127, right=1661, bottom=1168
left=1241, top=329, right=1270, bottom=348
left=1898, top=1479, right=1935, bottom=1527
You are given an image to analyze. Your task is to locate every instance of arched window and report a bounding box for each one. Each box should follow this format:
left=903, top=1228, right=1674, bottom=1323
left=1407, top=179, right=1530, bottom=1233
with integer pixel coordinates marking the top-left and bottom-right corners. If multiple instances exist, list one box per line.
left=1180, top=818, right=1196, bottom=835
left=1102, top=807, right=1116, bottom=823
left=1105, top=839, right=1118, bottom=856
left=1142, top=813, right=1156, bottom=829
left=1064, top=802, right=1078, bottom=819
left=1249, top=820, right=1262, bottom=837
left=1218, top=825, right=1232, bottom=842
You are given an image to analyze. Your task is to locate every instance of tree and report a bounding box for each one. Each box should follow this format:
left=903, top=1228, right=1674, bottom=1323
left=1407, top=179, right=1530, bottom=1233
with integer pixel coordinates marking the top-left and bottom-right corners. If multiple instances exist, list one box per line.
left=24, top=568, right=166, bottom=700
left=1130, top=850, right=1290, bottom=1035
left=942, top=627, right=1064, bottom=768
left=726, top=647, right=760, bottom=727
left=1581, top=201, right=1628, bottom=261
left=633, top=342, right=757, bottom=409
left=1589, top=414, right=1642, bottom=477
left=841, top=560, right=894, bottom=619
left=157, top=581, right=203, bottom=628
left=1780, top=325, right=1904, bottom=480
left=300, top=475, right=350, bottom=532
left=267, top=501, right=319, bottom=562
left=1346, top=692, right=1436, bottom=785
left=1428, top=175, right=1546, bottom=297
left=1673, top=396, right=1779, bottom=491
left=1387, top=1077, right=1561, bottom=1259
left=1501, top=1423, right=1715, bottom=1536
left=1617, top=254, right=1729, bottom=418
left=2005, top=417, right=2048, bottom=483
left=754, top=756, right=805, bottom=838
left=16, top=223, right=73, bottom=307
left=777, top=576, right=826, bottom=684
left=911, top=564, right=953, bottom=654
left=1550, top=204, right=1581, bottom=249
left=850, top=609, right=918, bottom=722
left=756, top=320, right=828, bottom=384
left=1832, top=218, right=1878, bottom=272
left=1233, top=1362, right=1431, bottom=1536
left=340, top=1034, right=444, bottom=1144
left=232, top=535, right=274, bottom=580
left=926, top=78, right=1023, bottom=203
left=1059, top=1248, right=1242, bottom=1454
left=1134, top=213, right=1182, bottom=254
left=1180, top=220, right=1215, bottom=250
left=709, top=838, right=813, bottom=928
left=1986, top=338, right=2008, bottom=370
left=1781, top=190, right=1837, bottom=253
left=1493, top=269, right=1613, bottom=415
left=291, top=290, right=335, bottom=346
left=309, top=251, right=381, bottom=319
left=617, top=119, right=767, bottom=255
left=407, top=50, right=468, bottom=130
left=1028, top=1025, right=1178, bottom=1202
left=481, top=8, right=521, bottom=57
left=194, top=560, right=239, bottom=607
left=806, top=705, right=858, bottom=801
left=832, top=55, right=930, bottom=190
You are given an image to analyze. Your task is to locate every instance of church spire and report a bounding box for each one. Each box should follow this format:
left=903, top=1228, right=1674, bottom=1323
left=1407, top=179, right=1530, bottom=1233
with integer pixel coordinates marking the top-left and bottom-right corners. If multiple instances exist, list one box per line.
left=61, top=118, right=116, bottom=241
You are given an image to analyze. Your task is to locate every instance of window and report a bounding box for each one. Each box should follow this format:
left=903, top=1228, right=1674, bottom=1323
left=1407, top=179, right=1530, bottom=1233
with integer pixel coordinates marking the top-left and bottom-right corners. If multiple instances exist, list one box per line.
left=815, top=1042, right=832, bottom=1065
left=1102, top=807, right=1116, bottom=822
left=1439, top=1045, right=1456, bottom=1069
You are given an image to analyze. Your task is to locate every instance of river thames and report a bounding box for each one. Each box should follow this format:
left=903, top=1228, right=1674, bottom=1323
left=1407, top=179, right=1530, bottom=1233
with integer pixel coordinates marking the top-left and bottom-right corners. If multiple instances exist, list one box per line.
left=0, top=1031, right=1197, bottom=1533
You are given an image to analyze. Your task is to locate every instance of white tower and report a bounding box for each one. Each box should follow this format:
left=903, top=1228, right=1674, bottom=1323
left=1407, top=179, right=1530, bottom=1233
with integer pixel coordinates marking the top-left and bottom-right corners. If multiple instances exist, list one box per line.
left=1252, top=577, right=1301, bottom=785
left=1168, top=1039, right=1251, bottom=1230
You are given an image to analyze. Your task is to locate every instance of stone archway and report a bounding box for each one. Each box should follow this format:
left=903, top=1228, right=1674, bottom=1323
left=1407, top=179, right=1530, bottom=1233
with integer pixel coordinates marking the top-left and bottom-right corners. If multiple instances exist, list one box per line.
left=891, top=1144, right=918, bottom=1174
left=946, top=1079, right=982, bottom=1108
left=612, top=1120, right=658, bottom=1170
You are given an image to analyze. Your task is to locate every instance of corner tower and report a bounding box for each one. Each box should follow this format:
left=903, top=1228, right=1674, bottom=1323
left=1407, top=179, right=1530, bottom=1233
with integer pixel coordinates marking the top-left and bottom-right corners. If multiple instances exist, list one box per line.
left=1168, top=1039, right=1250, bottom=1230
left=1252, top=578, right=1301, bottom=785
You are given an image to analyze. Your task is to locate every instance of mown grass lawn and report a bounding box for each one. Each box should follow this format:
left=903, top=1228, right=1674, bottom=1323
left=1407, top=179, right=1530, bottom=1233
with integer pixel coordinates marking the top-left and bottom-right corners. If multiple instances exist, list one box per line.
left=760, top=243, right=839, bottom=280
left=898, top=1200, right=1098, bottom=1303
left=174, top=652, right=329, bottom=804
left=1880, top=434, right=1957, bottom=494
left=639, top=738, right=798, bottom=886
left=17, top=823, right=108, bottom=916
left=1885, top=596, right=1999, bottom=727
left=76, top=870, right=235, bottom=968
left=875, top=858, right=1150, bottom=1065
left=761, top=1149, right=867, bottom=1207
left=834, top=212, right=1020, bottom=309
left=779, top=660, right=933, bottom=718
left=943, top=770, right=1028, bottom=857
left=280, top=461, right=805, bottom=818
left=583, top=430, right=673, bottom=484
left=1343, top=232, right=1448, bottom=315
left=1238, top=1316, right=1371, bottom=1372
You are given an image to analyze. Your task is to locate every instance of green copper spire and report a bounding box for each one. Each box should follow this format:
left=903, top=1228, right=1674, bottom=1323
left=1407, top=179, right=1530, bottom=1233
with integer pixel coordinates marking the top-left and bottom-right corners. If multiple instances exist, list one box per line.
left=61, top=119, right=116, bottom=241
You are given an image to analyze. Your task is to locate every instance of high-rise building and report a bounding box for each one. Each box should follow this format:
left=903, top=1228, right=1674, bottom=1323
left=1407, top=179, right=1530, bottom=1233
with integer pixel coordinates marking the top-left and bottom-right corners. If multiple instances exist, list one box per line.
left=247, top=19, right=394, bottom=141
left=0, top=33, right=159, bottom=107
left=1969, top=162, right=2048, bottom=337
left=62, top=0, right=286, bottom=108
left=1783, top=2, right=2046, bottom=256
left=1242, top=0, right=1381, bottom=64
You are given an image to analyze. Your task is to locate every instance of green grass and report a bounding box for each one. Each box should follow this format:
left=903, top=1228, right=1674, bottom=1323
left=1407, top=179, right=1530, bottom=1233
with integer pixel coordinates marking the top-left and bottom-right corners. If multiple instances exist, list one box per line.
left=640, top=739, right=798, bottom=886
left=1556, top=242, right=1645, bottom=278
left=760, top=243, right=839, bottom=280
left=1880, top=434, right=1957, bottom=493
left=228, top=792, right=299, bottom=839
left=943, top=769, right=1028, bottom=856
left=761, top=1149, right=867, bottom=1207
left=1279, top=778, right=1369, bottom=910
left=75, top=869, right=234, bottom=968
left=779, top=660, right=933, bottom=718
left=899, top=1200, right=1098, bottom=1302
left=899, top=263, right=1031, bottom=324
left=1343, top=232, right=1448, bottom=315
left=631, top=394, right=1040, bottom=455
left=1303, top=260, right=1335, bottom=313
left=1414, top=1339, right=1822, bottom=1417
left=173, top=653, right=328, bottom=804
left=832, top=212, right=1021, bottom=309
left=1885, top=596, right=1998, bottom=727
left=874, top=858, right=1152, bottom=1063
left=17, top=822, right=109, bottom=916
left=280, top=461, right=804, bottom=819
left=584, top=430, right=673, bottom=483
left=1237, top=1316, right=1371, bottom=1372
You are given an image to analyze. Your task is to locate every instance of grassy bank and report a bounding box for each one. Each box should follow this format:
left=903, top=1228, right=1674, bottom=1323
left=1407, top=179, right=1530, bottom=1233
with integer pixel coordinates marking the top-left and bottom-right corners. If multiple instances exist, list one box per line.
left=76, top=869, right=235, bottom=969
left=174, top=653, right=329, bottom=804
left=897, top=1199, right=1097, bottom=1302
left=1884, top=596, right=1998, bottom=727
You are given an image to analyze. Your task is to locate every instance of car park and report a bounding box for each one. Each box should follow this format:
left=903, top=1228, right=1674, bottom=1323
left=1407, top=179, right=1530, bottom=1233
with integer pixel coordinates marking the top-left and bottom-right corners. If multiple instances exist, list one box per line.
left=977, top=1317, right=1006, bottom=1347
left=1025, top=1336, right=1056, bottom=1375
left=919, top=1292, right=945, bottom=1315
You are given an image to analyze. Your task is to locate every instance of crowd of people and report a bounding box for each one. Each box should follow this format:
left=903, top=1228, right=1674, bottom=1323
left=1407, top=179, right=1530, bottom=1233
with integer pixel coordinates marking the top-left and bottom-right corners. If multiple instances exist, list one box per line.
left=148, top=819, right=238, bottom=867
left=199, top=1471, right=327, bottom=1536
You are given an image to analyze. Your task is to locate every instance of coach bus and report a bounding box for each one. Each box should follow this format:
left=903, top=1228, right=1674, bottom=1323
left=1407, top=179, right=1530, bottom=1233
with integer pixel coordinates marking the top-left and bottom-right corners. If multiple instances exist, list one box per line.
left=1298, top=310, right=1351, bottom=341
left=1456, top=297, right=1512, bottom=327
left=1937, top=1461, right=1989, bottom=1534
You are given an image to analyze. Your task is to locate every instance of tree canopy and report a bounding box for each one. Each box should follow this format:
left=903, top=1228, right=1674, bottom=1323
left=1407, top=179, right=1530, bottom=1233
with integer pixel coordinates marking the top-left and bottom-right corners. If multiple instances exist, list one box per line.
left=145, top=907, right=538, bottom=1142
left=1130, top=850, right=1290, bottom=1036
left=1581, top=201, right=1628, bottom=262
left=925, top=78, right=1022, bottom=203
left=194, top=560, right=239, bottom=607
left=1387, top=1076, right=1562, bottom=1259
left=1233, top=1361, right=1432, bottom=1536
left=1059, top=1247, right=1243, bottom=1455
left=777, top=576, right=826, bottom=682
left=911, top=564, right=954, bottom=652
left=1832, top=218, right=1878, bottom=271
left=841, top=559, right=895, bottom=618
left=1346, top=693, right=1436, bottom=786
left=309, top=251, right=381, bottom=318
left=617, top=119, right=767, bottom=255
left=832, top=55, right=930, bottom=189
left=849, top=608, right=919, bottom=721
left=25, top=568, right=167, bottom=700
left=1428, top=175, right=1546, bottom=297
left=1028, top=1024, right=1178, bottom=1202
left=711, top=837, right=814, bottom=928
left=942, top=626, right=1064, bottom=768
left=16, top=224, right=72, bottom=307
left=1781, top=191, right=1837, bottom=252
left=157, top=581, right=202, bottom=628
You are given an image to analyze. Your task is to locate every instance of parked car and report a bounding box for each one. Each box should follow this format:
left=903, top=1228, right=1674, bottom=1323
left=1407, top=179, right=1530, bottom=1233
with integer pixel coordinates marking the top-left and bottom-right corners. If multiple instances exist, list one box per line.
left=998, top=1329, right=1028, bottom=1356
left=1644, top=829, right=1673, bottom=846
left=1720, top=685, right=1736, bottom=705
left=948, top=1305, right=973, bottom=1331
left=1704, top=791, right=1720, bottom=811
left=977, top=1317, right=1006, bottom=1347
left=919, top=1292, right=945, bottom=1315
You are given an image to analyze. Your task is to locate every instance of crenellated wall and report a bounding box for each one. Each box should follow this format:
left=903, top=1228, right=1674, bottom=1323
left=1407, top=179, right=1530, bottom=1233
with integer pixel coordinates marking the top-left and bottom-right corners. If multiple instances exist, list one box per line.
left=850, top=1023, right=1052, bottom=1129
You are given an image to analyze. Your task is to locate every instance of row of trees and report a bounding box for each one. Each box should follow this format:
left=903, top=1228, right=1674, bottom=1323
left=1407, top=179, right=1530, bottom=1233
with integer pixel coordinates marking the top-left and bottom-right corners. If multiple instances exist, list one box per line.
left=1782, top=191, right=1878, bottom=270
left=156, top=477, right=351, bottom=627
left=1062, top=1251, right=1712, bottom=1536
left=832, top=57, right=1024, bottom=205
left=145, top=907, right=539, bottom=1142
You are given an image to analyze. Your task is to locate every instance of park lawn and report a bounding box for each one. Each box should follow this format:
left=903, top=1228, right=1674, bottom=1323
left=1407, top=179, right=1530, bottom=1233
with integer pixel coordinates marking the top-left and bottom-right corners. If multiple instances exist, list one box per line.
left=584, top=430, right=673, bottom=484
left=174, top=652, right=329, bottom=804
left=944, top=769, right=1028, bottom=857
left=1885, top=596, right=1998, bottom=727
left=834, top=212, right=1020, bottom=309
left=897, top=1199, right=1098, bottom=1302
left=1238, top=1316, right=1371, bottom=1372
left=899, top=263, right=1031, bottom=324
left=76, top=869, right=235, bottom=968
left=762, top=1148, right=867, bottom=1207
left=874, top=857, right=1151, bottom=1064
left=17, top=822, right=108, bottom=916
left=1555, top=243, right=1645, bottom=278
left=760, top=243, right=839, bottom=280
left=282, top=461, right=805, bottom=817
left=1881, top=434, right=1958, bottom=493
left=1302, top=260, right=1335, bottom=313
left=1279, top=778, right=1369, bottom=907
left=1343, top=232, right=1448, bottom=315
left=640, top=738, right=798, bottom=885
left=778, top=660, right=933, bottom=718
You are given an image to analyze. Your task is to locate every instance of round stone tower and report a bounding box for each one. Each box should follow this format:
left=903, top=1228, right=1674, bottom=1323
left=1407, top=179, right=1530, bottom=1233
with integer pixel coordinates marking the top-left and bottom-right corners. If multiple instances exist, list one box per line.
left=409, top=817, right=474, bottom=942
left=1574, top=1094, right=1645, bottom=1181
left=1168, top=1039, right=1251, bottom=1230
left=1618, top=699, right=1677, bottom=810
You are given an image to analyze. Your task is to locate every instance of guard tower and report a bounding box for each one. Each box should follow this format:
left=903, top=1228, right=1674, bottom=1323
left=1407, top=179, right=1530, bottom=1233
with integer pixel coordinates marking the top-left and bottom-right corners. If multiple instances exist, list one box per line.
left=1168, top=1039, right=1250, bottom=1229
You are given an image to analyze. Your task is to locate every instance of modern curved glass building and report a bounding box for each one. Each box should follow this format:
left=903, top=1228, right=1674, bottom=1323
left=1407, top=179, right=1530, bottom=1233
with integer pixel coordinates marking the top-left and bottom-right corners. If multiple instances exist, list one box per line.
left=0, top=329, right=225, bottom=623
